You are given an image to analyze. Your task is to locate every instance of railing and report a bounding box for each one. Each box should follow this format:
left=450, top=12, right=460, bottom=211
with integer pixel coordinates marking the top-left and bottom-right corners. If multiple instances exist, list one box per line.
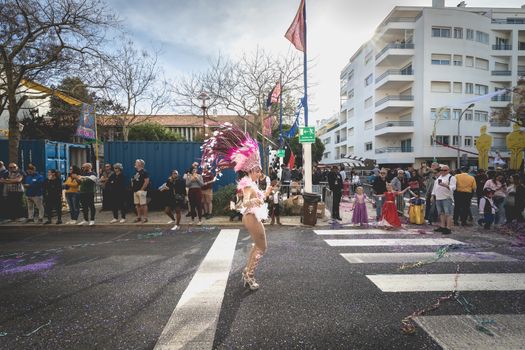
left=491, top=94, right=511, bottom=102
left=326, top=123, right=340, bottom=133
left=492, top=44, right=512, bottom=50
left=375, top=69, right=414, bottom=83
left=491, top=146, right=509, bottom=152
left=375, top=95, right=414, bottom=107
left=489, top=120, right=511, bottom=127
left=491, top=70, right=512, bottom=76
left=375, top=147, right=414, bottom=154
left=375, top=43, right=414, bottom=60
left=492, top=18, right=525, bottom=24
left=375, top=120, right=414, bottom=130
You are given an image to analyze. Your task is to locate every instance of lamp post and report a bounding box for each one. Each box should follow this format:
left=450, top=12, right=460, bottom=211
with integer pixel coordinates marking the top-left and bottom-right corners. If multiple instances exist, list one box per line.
left=457, top=103, right=475, bottom=169
left=198, top=92, right=210, bottom=139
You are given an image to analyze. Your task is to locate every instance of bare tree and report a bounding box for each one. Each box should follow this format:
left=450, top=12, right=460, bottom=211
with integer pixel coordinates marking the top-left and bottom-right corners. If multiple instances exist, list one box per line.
left=0, top=0, right=117, bottom=162
left=491, top=78, right=525, bottom=127
left=94, top=40, right=170, bottom=141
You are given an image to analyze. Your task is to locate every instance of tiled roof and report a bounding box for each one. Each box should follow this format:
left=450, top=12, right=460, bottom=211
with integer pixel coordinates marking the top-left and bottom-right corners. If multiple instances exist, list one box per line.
left=98, top=114, right=256, bottom=127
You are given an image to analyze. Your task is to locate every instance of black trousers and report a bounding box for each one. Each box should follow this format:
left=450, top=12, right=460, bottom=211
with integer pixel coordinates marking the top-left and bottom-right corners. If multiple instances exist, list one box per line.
left=6, top=192, right=24, bottom=220
left=111, top=194, right=126, bottom=219
left=332, top=191, right=342, bottom=219
left=79, top=192, right=96, bottom=221
left=45, top=196, right=62, bottom=221
left=454, top=191, right=471, bottom=224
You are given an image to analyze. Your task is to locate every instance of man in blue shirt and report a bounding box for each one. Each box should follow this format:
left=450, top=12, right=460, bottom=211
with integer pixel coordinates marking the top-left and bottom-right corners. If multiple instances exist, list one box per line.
left=24, top=164, right=45, bottom=223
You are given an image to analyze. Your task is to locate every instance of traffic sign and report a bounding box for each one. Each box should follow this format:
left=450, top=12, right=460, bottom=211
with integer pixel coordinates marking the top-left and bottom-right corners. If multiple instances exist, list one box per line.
left=299, top=127, right=315, bottom=143
left=276, top=149, right=285, bottom=158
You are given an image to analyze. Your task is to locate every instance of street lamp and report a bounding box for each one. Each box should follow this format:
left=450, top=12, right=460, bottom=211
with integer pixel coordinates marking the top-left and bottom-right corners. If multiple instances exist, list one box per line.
left=457, top=103, right=475, bottom=169
left=198, top=92, right=210, bottom=139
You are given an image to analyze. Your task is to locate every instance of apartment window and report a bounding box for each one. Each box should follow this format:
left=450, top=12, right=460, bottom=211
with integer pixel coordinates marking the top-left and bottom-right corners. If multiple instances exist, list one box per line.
left=348, top=89, right=354, bottom=99
left=323, top=137, right=331, bottom=145
left=475, top=110, right=489, bottom=122
left=452, top=135, right=461, bottom=146
left=465, top=56, right=474, bottom=67
left=431, top=54, right=451, bottom=65
left=453, top=55, right=463, bottom=66
left=431, top=135, right=450, bottom=145
left=364, top=119, right=373, bottom=129
left=364, top=74, right=373, bottom=87
left=364, top=51, right=373, bottom=65
left=364, top=97, right=373, bottom=109
left=464, top=137, right=472, bottom=147
left=465, top=110, right=473, bottom=121
left=475, top=31, right=489, bottom=44
left=348, top=108, right=354, bottom=118
left=453, top=27, right=463, bottom=39
left=466, top=29, right=474, bottom=40
left=365, top=142, right=373, bottom=151
left=348, top=70, right=354, bottom=81
left=475, top=84, right=488, bottom=95
left=432, top=26, right=451, bottom=38
left=323, top=152, right=330, bottom=159
left=348, top=127, right=354, bottom=136
left=430, top=108, right=450, bottom=119
left=465, top=83, right=474, bottom=94
left=347, top=146, right=354, bottom=154
left=453, top=82, right=462, bottom=93
left=452, top=109, right=462, bottom=120
left=474, top=111, right=481, bottom=121
left=475, top=58, right=489, bottom=70
left=431, top=81, right=451, bottom=93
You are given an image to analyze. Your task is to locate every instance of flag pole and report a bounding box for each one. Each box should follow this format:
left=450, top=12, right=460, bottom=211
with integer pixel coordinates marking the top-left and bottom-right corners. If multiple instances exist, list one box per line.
left=302, top=0, right=312, bottom=193
left=279, top=74, right=283, bottom=146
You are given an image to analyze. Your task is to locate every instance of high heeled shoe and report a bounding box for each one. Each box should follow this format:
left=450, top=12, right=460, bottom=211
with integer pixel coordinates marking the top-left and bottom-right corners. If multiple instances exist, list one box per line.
left=241, top=270, right=260, bottom=290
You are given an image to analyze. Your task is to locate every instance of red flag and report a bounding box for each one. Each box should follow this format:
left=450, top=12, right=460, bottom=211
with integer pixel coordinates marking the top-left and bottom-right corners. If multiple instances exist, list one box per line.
left=288, top=150, right=295, bottom=169
left=285, top=0, right=305, bottom=52
left=263, top=116, right=273, bottom=137
left=271, top=81, right=281, bottom=104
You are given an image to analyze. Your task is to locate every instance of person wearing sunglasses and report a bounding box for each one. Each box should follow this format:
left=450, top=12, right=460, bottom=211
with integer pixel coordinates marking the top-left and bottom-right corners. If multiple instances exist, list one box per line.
left=431, top=165, right=456, bottom=234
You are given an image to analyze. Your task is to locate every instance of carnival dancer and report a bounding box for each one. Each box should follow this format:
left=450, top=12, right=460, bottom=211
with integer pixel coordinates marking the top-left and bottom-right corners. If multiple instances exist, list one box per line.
left=201, top=123, right=273, bottom=290
left=378, top=183, right=410, bottom=228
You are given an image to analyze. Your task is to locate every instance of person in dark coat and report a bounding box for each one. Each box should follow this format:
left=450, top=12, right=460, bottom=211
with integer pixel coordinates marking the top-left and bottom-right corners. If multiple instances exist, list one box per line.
left=107, top=163, right=127, bottom=223
left=162, top=170, right=187, bottom=230
left=327, top=165, right=343, bottom=220
left=43, top=169, right=62, bottom=224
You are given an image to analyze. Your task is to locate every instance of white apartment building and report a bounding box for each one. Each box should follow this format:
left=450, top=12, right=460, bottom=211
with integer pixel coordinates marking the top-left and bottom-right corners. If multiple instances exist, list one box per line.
left=319, top=0, right=524, bottom=168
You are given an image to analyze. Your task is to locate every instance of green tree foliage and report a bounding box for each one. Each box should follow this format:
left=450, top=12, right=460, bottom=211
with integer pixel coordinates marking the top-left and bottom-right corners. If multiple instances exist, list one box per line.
left=128, top=123, right=183, bottom=141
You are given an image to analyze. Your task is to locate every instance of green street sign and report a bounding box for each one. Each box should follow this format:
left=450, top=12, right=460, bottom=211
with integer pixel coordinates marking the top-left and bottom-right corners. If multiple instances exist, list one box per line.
left=299, top=127, right=315, bottom=143
left=276, top=149, right=285, bottom=158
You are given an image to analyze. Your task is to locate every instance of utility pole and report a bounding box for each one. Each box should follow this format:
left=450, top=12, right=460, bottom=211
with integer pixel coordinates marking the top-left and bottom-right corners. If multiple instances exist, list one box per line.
left=457, top=103, right=475, bottom=169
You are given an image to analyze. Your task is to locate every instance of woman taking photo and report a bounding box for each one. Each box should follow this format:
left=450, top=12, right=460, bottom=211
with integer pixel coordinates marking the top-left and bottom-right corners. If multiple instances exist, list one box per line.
left=201, top=124, right=272, bottom=290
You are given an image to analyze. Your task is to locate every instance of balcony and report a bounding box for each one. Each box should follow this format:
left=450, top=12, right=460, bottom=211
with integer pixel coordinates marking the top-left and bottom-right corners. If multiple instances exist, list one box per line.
left=519, top=70, right=525, bottom=76
left=491, top=94, right=511, bottom=102
left=492, top=44, right=512, bottom=50
left=375, top=147, right=414, bottom=154
left=491, top=146, right=509, bottom=153
left=375, top=43, right=415, bottom=66
left=491, top=70, right=512, bottom=76
left=375, top=95, right=414, bottom=113
left=492, top=18, right=525, bottom=24
left=489, top=120, right=512, bottom=133
left=326, top=123, right=340, bottom=133
left=374, top=120, right=415, bottom=136
left=375, top=69, right=414, bottom=90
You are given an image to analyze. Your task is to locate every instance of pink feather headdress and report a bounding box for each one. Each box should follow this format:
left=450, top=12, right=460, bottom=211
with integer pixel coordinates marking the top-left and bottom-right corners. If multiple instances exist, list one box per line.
left=201, top=123, right=261, bottom=173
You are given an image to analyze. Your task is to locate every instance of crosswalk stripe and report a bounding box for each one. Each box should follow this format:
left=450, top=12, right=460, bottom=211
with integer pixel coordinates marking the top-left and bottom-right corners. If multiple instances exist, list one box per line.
left=341, top=252, right=516, bottom=264
left=414, top=314, right=525, bottom=350
left=367, top=273, right=525, bottom=292
left=314, top=229, right=422, bottom=235
left=324, top=238, right=464, bottom=247
left=154, top=229, right=240, bottom=350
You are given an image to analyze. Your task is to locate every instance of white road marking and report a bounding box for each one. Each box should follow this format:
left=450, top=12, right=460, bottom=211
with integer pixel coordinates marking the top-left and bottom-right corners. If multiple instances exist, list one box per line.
left=314, top=229, right=422, bottom=235
left=341, top=252, right=516, bottom=264
left=154, top=229, right=240, bottom=350
left=414, top=314, right=525, bottom=350
left=324, top=238, right=464, bottom=247
left=367, top=273, right=525, bottom=292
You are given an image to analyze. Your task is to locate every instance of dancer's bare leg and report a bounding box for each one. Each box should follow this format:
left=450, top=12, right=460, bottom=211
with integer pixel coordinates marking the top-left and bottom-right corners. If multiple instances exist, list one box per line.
left=242, top=213, right=267, bottom=290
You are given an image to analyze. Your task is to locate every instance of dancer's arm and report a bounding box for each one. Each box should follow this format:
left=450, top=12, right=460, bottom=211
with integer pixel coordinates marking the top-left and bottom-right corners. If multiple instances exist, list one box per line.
left=242, top=187, right=263, bottom=208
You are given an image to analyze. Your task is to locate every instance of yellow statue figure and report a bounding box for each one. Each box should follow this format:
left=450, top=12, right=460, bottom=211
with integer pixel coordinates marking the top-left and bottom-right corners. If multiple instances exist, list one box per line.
left=476, top=125, right=492, bottom=170
left=506, top=123, right=525, bottom=170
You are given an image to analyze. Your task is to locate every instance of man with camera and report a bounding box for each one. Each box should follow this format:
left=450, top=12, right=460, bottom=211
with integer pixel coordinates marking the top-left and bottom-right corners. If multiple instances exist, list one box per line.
left=431, top=165, right=456, bottom=234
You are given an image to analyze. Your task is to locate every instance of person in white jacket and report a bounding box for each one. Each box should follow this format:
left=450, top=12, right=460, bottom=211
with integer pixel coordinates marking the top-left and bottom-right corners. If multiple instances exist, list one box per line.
left=431, top=165, right=456, bottom=235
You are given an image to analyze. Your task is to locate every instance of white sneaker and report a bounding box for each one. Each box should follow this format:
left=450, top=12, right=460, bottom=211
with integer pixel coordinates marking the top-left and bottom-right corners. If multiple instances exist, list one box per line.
left=189, top=220, right=194, bottom=225
left=110, top=218, right=118, bottom=223
left=66, top=220, right=76, bottom=225
left=89, top=220, right=95, bottom=226
left=119, top=218, right=126, bottom=223
left=197, top=221, right=202, bottom=226
left=77, top=220, right=87, bottom=226
left=171, top=224, right=180, bottom=231
left=167, top=220, right=175, bottom=224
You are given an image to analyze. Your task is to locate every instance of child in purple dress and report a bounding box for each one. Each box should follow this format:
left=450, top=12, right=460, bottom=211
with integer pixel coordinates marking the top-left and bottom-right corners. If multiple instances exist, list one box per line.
left=351, top=186, right=372, bottom=226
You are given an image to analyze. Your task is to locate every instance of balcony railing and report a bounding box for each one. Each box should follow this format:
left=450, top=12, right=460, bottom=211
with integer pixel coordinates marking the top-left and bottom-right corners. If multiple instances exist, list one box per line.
left=492, top=18, right=525, bottom=24
left=375, top=43, right=414, bottom=60
left=492, top=44, right=512, bottom=50
left=326, top=123, right=340, bottom=133
left=491, top=70, right=512, bottom=76
left=489, top=120, right=511, bottom=127
left=491, top=94, right=511, bottom=102
left=491, top=146, right=509, bottom=152
left=375, top=69, right=414, bottom=83
left=375, top=95, right=414, bottom=107
left=375, top=120, right=414, bottom=130
left=375, top=147, right=414, bottom=154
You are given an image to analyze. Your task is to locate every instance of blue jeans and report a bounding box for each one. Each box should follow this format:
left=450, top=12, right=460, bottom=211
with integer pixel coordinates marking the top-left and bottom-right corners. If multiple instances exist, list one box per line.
left=374, top=195, right=384, bottom=219
left=66, top=192, right=80, bottom=220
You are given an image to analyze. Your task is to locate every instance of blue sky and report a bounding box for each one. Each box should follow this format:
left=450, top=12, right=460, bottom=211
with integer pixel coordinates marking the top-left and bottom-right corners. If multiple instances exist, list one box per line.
left=106, top=0, right=525, bottom=123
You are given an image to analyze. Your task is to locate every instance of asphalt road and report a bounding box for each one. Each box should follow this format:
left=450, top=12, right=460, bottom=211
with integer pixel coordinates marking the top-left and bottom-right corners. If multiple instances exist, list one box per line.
left=1, top=224, right=524, bottom=349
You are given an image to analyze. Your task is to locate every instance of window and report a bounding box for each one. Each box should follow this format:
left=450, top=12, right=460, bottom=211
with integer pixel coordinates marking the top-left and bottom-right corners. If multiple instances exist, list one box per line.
left=454, top=27, right=463, bottom=39
left=323, top=152, right=330, bottom=159
left=365, top=142, right=373, bottom=151
left=431, top=81, right=451, bottom=93
left=430, top=108, right=437, bottom=120
left=364, top=97, right=373, bottom=109
left=432, top=26, right=451, bottom=38
left=475, top=84, right=488, bottom=95
left=452, top=135, right=461, bottom=146
left=364, top=119, right=373, bottom=129
left=431, top=54, right=451, bottom=65
left=348, top=127, right=354, bottom=136
left=452, top=109, right=462, bottom=120
left=465, top=56, right=474, bottom=67
left=348, top=108, right=354, bottom=118
left=348, top=89, right=354, bottom=99
left=453, top=82, right=462, bottom=93
left=465, top=111, right=473, bottom=121
left=365, top=74, right=373, bottom=87
left=453, top=55, right=463, bottom=66
left=347, top=146, right=354, bottom=154
left=465, top=83, right=473, bottom=94
left=475, top=58, right=489, bottom=70
left=323, top=137, right=331, bottom=145
left=431, top=135, right=450, bottom=145
left=475, top=31, right=489, bottom=44
left=364, top=51, right=373, bottom=65
left=430, top=108, right=450, bottom=119
left=466, top=29, right=474, bottom=40
left=348, top=70, right=354, bottom=81
left=464, top=136, right=472, bottom=147
left=475, top=110, right=488, bottom=122
left=474, top=111, right=481, bottom=121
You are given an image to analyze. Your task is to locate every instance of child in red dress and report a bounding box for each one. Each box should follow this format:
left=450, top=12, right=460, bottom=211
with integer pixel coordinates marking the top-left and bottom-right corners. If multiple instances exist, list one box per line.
left=378, top=183, right=410, bottom=228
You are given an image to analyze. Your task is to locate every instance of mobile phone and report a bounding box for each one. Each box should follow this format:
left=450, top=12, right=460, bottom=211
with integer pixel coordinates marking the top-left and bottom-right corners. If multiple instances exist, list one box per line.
left=438, top=179, right=442, bottom=184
